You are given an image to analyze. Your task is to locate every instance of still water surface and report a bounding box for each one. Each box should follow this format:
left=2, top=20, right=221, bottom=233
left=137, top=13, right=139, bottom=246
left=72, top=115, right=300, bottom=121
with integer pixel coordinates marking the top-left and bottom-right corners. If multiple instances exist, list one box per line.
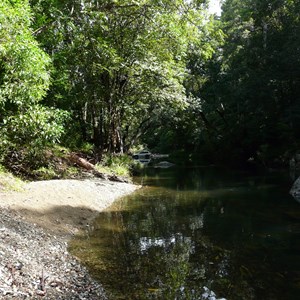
left=70, top=167, right=300, bottom=299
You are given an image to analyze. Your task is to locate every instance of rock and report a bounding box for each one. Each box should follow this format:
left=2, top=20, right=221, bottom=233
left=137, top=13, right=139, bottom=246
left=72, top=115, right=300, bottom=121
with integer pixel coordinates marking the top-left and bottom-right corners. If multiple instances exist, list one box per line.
left=0, top=208, right=108, bottom=299
left=290, top=154, right=300, bottom=170
left=290, top=157, right=296, bottom=169
left=290, top=176, right=300, bottom=202
left=154, top=161, right=175, bottom=168
left=0, top=178, right=139, bottom=299
left=202, top=286, right=226, bottom=300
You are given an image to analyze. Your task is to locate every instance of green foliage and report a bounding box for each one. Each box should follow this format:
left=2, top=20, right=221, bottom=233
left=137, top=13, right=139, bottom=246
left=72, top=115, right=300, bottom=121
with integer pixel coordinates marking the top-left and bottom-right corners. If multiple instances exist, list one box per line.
left=3, top=0, right=297, bottom=170
left=0, top=0, right=69, bottom=166
left=184, top=0, right=300, bottom=166
left=0, top=106, right=69, bottom=168
left=96, top=154, right=133, bottom=177
left=32, top=166, right=58, bottom=180
left=31, top=163, right=80, bottom=180
left=30, top=0, right=210, bottom=154
left=78, top=143, right=94, bottom=155
left=9, top=145, right=80, bottom=180
left=0, top=165, right=6, bottom=173
left=0, top=0, right=50, bottom=107
left=3, top=106, right=69, bottom=148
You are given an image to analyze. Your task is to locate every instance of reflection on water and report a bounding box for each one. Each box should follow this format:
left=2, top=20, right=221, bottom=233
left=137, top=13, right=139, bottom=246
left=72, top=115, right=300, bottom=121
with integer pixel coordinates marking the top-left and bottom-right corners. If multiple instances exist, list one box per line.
left=70, top=167, right=300, bottom=300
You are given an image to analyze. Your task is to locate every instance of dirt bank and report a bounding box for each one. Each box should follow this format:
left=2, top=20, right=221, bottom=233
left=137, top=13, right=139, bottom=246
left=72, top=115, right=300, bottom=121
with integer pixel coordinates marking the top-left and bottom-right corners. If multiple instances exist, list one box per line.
left=0, top=178, right=140, bottom=299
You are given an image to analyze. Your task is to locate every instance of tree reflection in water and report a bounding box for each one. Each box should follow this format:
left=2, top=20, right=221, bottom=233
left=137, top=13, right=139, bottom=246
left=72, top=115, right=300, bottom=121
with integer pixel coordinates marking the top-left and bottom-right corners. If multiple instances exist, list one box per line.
left=70, top=168, right=300, bottom=300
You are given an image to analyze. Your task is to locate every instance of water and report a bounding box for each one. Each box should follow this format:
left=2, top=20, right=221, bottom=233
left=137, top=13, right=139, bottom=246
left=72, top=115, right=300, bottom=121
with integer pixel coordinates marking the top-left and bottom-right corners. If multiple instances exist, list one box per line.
left=70, top=167, right=300, bottom=299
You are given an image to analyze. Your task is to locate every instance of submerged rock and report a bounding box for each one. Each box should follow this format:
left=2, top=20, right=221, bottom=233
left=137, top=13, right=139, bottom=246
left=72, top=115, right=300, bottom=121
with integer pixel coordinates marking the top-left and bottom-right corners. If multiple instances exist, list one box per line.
left=154, top=161, right=175, bottom=168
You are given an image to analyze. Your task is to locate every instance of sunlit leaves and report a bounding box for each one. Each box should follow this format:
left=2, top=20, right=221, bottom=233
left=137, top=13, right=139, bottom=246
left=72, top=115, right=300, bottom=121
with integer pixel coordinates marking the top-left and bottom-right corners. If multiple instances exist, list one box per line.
left=0, top=0, right=68, bottom=161
left=4, top=105, right=69, bottom=147
left=0, top=0, right=51, bottom=107
left=29, top=0, right=210, bottom=152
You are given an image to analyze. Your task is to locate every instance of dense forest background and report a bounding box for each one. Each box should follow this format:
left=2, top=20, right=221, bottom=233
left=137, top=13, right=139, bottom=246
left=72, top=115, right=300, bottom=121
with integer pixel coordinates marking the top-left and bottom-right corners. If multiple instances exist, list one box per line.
left=0, top=0, right=299, bottom=173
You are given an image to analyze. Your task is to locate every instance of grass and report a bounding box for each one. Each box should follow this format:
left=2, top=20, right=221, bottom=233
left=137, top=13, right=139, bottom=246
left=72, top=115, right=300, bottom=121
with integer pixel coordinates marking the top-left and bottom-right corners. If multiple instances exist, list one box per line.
left=0, top=165, right=25, bottom=192
left=95, top=154, right=133, bottom=178
left=32, top=166, right=59, bottom=180
left=27, top=148, right=134, bottom=180
left=1, top=144, right=135, bottom=182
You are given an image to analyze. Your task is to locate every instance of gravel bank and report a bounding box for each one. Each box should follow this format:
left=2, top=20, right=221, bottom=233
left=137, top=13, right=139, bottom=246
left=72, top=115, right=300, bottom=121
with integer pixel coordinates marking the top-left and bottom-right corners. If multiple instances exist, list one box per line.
left=0, top=179, right=140, bottom=299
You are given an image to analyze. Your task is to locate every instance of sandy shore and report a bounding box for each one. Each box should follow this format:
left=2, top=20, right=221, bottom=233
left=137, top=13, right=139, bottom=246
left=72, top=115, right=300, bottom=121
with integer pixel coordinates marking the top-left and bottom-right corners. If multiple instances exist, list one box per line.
left=0, top=178, right=140, bottom=299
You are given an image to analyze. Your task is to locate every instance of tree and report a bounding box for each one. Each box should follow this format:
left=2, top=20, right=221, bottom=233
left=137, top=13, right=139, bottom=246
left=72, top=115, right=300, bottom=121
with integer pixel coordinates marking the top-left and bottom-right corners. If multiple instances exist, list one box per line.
left=186, top=0, right=300, bottom=166
left=0, top=0, right=67, bottom=163
left=30, top=0, right=210, bottom=154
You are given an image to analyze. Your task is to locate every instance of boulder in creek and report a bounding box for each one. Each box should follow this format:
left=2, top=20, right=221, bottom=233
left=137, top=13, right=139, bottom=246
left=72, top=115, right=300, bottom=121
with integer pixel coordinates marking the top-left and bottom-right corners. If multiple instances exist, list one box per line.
left=290, top=176, right=300, bottom=202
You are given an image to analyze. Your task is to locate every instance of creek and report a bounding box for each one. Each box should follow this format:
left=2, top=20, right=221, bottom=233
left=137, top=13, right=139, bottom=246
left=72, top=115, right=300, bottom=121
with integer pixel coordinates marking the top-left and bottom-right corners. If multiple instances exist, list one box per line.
left=70, top=167, right=300, bottom=299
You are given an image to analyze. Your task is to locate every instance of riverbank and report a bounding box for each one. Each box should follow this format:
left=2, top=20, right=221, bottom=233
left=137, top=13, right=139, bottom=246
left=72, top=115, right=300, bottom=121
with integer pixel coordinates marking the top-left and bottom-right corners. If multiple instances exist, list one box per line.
left=0, top=178, right=140, bottom=299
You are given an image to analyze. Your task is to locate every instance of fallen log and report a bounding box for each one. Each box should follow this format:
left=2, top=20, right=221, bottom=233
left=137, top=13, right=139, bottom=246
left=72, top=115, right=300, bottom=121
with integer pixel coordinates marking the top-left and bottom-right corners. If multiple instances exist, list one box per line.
left=69, top=153, right=95, bottom=171
left=69, top=153, right=131, bottom=183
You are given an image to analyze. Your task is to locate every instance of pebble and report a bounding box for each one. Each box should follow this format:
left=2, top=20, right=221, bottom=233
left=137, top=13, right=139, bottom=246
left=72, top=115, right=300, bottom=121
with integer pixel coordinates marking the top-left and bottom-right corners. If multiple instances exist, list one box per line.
left=0, top=208, right=108, bottom=299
